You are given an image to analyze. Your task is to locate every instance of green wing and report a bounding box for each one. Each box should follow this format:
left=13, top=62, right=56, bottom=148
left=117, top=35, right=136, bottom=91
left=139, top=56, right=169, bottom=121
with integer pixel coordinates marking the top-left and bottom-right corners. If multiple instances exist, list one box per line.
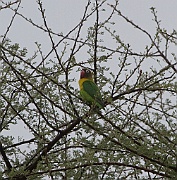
left=81, top=80, right=104, bottom=108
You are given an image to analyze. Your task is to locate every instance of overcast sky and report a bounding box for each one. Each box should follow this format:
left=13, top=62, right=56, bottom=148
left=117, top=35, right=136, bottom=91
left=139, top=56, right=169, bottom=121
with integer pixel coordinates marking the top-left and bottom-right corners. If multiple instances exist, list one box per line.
left=1, top=0, right=177, bottom=145
left=1, top=0, right=177, bottom=55
left=1, top=2, right=177, bottom=180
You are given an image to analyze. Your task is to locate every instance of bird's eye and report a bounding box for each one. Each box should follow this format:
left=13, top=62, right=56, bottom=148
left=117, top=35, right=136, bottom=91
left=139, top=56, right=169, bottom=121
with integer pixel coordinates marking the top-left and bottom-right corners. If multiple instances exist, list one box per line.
left=86, top=69, right=90, bottom=73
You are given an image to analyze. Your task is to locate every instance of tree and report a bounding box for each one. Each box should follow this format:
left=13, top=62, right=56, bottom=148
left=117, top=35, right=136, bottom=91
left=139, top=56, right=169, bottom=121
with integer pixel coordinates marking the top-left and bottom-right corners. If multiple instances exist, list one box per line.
left=0, top=0, right=177, bottom=179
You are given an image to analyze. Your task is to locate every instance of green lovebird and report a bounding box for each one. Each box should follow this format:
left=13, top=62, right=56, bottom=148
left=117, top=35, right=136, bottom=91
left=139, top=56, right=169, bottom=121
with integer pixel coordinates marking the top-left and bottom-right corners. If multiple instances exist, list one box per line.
left=78, top=68, right=105, bottom=109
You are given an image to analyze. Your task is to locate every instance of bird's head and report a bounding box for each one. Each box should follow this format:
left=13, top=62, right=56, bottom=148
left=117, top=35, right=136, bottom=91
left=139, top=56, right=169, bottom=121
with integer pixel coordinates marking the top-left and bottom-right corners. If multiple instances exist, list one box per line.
left=80, top=68, right=93, bottom=80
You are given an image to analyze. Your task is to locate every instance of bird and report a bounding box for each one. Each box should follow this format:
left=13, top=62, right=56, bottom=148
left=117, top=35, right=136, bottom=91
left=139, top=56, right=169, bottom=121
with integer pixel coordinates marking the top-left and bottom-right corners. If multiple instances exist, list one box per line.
left=78, top=68, right=105, bottom=109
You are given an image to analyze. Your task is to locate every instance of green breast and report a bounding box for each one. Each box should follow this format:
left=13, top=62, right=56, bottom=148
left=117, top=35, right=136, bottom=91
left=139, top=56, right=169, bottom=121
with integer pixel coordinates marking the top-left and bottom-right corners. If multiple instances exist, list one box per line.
left=80, top=80, right=104, bottom=109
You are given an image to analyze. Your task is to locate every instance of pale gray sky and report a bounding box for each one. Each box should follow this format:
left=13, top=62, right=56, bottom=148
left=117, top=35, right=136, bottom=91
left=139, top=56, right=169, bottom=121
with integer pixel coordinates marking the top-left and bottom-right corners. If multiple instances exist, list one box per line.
left=1, top=0, right=177, bottom=139
left=1, top=0, right=177, bottom=55
left=1, top=0, right=177, bottom=133
left=1, top=1, right=177, bottom=178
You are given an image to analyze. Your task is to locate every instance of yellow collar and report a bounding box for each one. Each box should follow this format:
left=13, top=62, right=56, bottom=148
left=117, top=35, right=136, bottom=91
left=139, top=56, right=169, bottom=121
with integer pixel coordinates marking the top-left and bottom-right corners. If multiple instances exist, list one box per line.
left=78, top=78, right=93, bottom=90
